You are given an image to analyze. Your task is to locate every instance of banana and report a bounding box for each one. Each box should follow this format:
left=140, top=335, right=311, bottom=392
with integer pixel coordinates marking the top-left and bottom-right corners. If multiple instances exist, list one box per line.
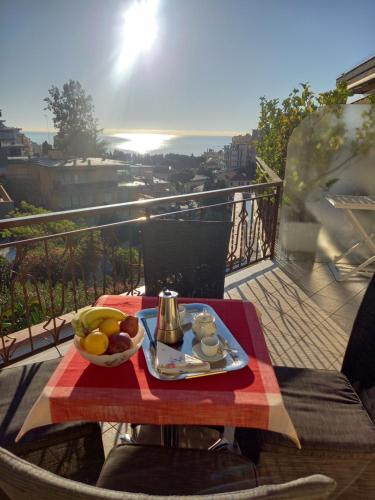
left=81, top=306, right=127, bottom=330
left=71, top=306, right=92, bottom=337
left=81, top=315, right=103, bottom=330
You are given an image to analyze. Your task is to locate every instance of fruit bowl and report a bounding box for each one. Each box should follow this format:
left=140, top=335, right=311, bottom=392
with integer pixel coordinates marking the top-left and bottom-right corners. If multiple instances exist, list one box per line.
left=74, top=323, right=145, bottom=367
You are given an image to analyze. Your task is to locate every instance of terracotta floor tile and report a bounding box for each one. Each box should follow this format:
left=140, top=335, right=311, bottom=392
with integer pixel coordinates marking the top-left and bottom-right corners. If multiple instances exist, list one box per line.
left=334, top=300, right=361, bottom=319
left=309, top=292, right=348, bottom=315
left=328, top=314, right=355, bottom=335
left=328, top=355, right=344, bottom=371
left=282, top=298, right=329, bottom=327
left=6, top=346, right=61, bottom=368
left=262, top=317, right=306, bottom=357
left=274, top=340, right=336, bottom=370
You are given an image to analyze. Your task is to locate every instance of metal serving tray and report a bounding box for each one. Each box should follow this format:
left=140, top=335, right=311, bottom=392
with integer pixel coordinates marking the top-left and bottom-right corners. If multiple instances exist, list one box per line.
left=136, top=303, right=249, bottom=381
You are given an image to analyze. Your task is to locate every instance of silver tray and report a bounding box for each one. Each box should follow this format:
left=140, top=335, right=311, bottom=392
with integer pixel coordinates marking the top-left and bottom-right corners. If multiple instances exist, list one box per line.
left=136, top=303, right=249, bottom=381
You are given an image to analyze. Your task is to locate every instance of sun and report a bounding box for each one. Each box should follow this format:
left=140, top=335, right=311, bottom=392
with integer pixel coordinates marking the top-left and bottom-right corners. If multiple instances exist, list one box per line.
left=117, top=0, right=159, bottom=73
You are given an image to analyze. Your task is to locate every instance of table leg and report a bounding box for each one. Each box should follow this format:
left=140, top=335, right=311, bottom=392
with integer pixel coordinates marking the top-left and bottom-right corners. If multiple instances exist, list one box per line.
left=337, top=255, right=375, bottom=280
left=161, top=424, right=179, bottom=447
left=346, top=210, right=375, bottom=252
left=332, top=209, right=375, bottom=280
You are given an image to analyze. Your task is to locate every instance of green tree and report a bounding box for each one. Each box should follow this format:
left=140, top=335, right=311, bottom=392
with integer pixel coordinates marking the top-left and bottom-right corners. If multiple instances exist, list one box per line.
left=255, top=83, right=351, bottom=180
left=286, top=98, right=375, bottom=222
left=256, top=84, right=375, bottom=223
left=1, top=201, right=77, bottom=241
left=44, top=80, right=106, bottom=157
left=0, top=202, right=79, bottom=285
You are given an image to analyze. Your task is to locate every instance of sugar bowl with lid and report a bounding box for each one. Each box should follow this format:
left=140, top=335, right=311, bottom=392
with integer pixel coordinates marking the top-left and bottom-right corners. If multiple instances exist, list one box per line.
left=192, top=310, right=216, bottom=340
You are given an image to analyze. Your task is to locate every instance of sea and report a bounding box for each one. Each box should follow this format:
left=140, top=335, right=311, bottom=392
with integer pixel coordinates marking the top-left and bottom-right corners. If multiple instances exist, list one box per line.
left=24, top=131, right=232, bottom=157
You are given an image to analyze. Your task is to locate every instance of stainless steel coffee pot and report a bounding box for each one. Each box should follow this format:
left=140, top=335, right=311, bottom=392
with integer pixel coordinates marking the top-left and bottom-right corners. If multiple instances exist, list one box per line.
left=156, top=289, right=183, bottom=345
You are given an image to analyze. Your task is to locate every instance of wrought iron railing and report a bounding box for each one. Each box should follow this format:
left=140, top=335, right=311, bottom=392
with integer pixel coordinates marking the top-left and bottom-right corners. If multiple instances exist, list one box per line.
left=0, top=158, right=282, bottom=366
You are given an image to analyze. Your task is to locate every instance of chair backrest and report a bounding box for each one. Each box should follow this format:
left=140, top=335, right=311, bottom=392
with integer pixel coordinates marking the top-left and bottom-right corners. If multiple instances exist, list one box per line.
left=141, top=219, right=233, bottom=298
left=0, top=447, right=336, bottom=500
left=341, top=274, right=375, bottom=422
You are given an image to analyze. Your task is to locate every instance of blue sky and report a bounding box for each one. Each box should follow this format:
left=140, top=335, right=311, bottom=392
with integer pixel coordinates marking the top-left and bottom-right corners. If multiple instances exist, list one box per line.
left=0, top=0, right=374, bottom=135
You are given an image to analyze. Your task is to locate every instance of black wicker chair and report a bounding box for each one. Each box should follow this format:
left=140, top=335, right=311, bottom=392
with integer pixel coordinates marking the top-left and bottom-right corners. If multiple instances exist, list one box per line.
left=236, top=274, right=375, bottom=499
left=0, top=445, right=336, bottom=499
left=141, top=219, right=233, bottom=299
left=0, top=358, right=104, bottom=487
left=139, top=218, right=233, bottom=444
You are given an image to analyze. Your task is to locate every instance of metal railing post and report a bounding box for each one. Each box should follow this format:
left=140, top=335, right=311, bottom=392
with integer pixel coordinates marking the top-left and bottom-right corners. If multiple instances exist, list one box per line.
left=270, top=184, right=282, bottom=260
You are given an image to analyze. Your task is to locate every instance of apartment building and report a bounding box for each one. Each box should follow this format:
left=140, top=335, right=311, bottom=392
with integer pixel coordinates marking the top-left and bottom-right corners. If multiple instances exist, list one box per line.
left=224, top=132, right=257, bottom=176
left=5, top=157, right=129, bottom=210
left=0, top=118, right=32, bottom=157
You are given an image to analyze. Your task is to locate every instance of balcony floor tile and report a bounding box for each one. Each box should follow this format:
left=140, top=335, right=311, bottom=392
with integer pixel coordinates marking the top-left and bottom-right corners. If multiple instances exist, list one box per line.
left=5, top=346, right=62, bottom=369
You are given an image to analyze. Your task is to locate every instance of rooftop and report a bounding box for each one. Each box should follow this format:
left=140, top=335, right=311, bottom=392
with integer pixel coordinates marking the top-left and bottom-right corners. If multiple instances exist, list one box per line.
left=31, top=157, right=129, bottom=168
left=337, top=54, right=375, bottom=94
left=222, top=170, right=253, bottom=181
left=190, top=174, right=209, bottom=182
left=6, top=156, right=30, bottom=162
left=129, top=164, right=154, bottom=169
left=118, top=180, right=146, bottom=187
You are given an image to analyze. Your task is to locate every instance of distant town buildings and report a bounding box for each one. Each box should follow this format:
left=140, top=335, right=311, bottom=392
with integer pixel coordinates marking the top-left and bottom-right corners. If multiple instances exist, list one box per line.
left=0, top=117, right=33, bottom=157
left=119, top=175, right=176, bottom=199
left=218, top=170, right=255, bottom=188
left=200, top=155, right=225, bottom=172
left=126, top=164, right=154, bottom=180
left=201, top=149, right=225, bottom=170
left=0, top=115, right=262, bottom=214
left=183, top=174, right=209, bottom=193
left=224, top=131, right=258, bottom=173
left=4, top=156, right=177, bottom=211
left=5, top=157, right=126, bottom=210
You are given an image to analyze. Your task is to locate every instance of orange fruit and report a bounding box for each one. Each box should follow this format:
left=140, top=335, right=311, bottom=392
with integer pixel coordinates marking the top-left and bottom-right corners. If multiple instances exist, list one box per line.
left=98, top=318, right=121, bottom=336
left=84, top=331, right=109, bottom=355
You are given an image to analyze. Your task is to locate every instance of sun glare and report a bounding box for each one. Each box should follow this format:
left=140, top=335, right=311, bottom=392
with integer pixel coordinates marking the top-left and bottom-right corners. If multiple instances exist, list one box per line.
left=113, top=132, right=175, bottom=154
left=116, top=0, right=159, bottom=74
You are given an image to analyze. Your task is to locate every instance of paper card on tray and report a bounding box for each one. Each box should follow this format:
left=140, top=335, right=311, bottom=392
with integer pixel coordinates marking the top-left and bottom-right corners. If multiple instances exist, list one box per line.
left=156, top=342, right=210, bottom=375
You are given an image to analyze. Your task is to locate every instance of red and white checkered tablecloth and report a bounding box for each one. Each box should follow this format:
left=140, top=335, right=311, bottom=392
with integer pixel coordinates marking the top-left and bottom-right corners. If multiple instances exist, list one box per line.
left=17, top=296, right=300, bottom=448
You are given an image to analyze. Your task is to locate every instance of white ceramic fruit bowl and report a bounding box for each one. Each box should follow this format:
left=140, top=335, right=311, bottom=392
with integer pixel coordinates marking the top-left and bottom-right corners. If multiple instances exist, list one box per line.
left=74, top=324, right=144, bottom=367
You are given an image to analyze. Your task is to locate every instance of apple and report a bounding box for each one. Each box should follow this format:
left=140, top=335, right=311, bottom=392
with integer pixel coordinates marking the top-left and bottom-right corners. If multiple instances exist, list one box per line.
left=120, top=316, right=139, bottom=337
left=106, top=332, right=132, bottom=354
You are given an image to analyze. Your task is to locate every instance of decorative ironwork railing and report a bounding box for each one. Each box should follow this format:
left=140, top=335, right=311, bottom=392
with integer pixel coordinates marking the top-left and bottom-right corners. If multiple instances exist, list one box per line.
left=0, top=159, right=282, bottom=366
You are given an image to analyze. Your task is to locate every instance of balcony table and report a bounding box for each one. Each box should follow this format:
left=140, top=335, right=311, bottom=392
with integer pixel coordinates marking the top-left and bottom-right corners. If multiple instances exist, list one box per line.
left=16, top=296, right=300, bottom=449
left=326, top=195, right=375, bottom=280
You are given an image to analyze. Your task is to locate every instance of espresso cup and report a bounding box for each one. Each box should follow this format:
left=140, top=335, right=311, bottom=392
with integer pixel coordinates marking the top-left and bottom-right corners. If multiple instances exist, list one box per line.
left=201, top=335, right=219, bottom=357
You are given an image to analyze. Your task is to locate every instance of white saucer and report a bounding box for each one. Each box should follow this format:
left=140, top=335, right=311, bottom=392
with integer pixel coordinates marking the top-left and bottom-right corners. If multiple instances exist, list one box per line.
left=192, top=343, right=227, bottom=363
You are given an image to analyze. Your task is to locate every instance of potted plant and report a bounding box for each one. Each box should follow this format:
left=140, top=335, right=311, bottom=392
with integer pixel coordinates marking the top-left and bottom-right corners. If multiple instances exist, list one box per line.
left=281, top=104, right=346, bottom=254
left=256, top=83, right=375, bottom=259
left=282, top=98, right=375, bottom=258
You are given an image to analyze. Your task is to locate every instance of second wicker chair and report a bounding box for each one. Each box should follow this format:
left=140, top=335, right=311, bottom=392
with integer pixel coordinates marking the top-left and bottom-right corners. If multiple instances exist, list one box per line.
left=141, top=219, right=233, bottom=299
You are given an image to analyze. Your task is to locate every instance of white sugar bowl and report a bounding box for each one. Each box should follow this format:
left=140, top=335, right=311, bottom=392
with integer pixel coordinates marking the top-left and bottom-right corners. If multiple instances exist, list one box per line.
left=192, top=311, right=217, bottom=340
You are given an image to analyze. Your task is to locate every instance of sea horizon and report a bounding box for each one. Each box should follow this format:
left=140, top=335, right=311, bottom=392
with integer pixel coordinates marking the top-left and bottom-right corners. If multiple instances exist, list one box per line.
left=24, top=131, right=235, bottom=157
